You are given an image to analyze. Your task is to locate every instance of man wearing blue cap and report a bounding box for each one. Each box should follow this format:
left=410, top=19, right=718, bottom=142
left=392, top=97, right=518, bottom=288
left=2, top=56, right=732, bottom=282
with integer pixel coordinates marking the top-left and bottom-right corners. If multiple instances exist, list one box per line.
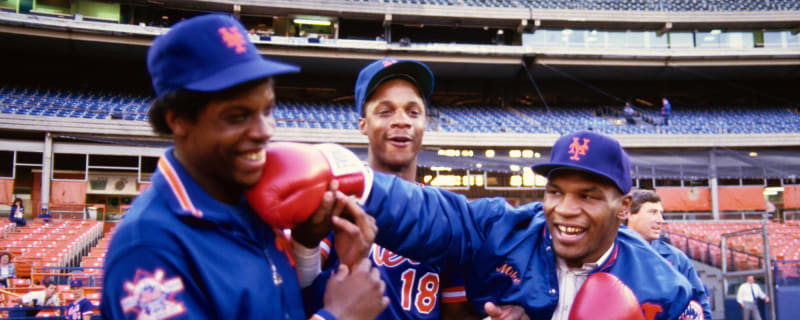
left=101, top=13, right=387, bottom=320
left=349, top=130, right=704, bottom=319
left=66, top=279, right=93, bottom=320
left=303, top=58, right=480, bottom=319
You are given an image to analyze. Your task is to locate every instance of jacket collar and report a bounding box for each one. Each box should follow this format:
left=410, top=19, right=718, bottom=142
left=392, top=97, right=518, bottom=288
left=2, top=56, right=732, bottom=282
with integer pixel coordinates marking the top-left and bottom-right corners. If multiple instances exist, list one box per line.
left=151, top=147, right=253, bottom=226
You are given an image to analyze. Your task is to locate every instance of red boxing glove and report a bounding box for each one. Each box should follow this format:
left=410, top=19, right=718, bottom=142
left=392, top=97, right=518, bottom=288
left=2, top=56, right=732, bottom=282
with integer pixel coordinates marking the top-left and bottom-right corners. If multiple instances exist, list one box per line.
left=246, top=142, right=372, bottom=229
left=569, top=272, right=644, bottom=320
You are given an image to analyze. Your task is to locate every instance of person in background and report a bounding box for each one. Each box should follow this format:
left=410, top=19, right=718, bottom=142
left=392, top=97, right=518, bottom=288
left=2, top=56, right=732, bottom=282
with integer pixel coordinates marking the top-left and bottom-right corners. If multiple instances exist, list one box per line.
left=9, top=198, right=26, bottom=227
left=66, top=279, right=93, bottom=320
left=661, top=97, right=671, bottom=126
left=624, top=189, right=712, bottom=319
left=38, top=208, right=52, bottom=223
left=624, top=102, right=635, bottom=125
left=736, top=275, right=769, bottom=320
left=0, top=251, right=16, bottom=288
left=20, top=279, right=61, bottom=316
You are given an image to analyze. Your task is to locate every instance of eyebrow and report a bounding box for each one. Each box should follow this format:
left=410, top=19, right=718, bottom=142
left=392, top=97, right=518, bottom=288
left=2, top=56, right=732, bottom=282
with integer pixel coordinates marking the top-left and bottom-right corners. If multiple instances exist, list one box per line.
left=546, top=182, right=600, bottom=193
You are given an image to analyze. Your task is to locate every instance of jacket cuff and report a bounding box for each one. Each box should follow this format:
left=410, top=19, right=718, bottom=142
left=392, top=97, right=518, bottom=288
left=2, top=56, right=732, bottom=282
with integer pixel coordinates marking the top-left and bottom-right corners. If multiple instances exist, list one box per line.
left=310, top=309, right=337, bottom=320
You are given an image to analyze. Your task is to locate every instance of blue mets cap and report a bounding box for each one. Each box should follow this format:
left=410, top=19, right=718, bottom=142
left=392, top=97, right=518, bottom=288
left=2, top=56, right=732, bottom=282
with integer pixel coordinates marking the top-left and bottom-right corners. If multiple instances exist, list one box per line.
left=147, top=13, right=299, bottom=97
left=69, top=279, right=83, bottom=288
left=532, top=130, right=632, bottom=194
left=354, top=58, right=434, bottom=117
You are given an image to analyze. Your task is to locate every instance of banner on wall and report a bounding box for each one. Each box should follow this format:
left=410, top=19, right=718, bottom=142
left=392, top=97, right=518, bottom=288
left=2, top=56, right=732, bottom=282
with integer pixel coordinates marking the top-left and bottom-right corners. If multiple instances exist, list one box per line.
left=86, top=175, right=140, bottom=195
left=656, top=187, right=712, bottom=212
left=784, top=186, right=800, bottom=209
left=51, top=180, right=88, bottom=205
left=0, top=179, right=13, bottom=205
left=718, top=186, right=766, bottom=211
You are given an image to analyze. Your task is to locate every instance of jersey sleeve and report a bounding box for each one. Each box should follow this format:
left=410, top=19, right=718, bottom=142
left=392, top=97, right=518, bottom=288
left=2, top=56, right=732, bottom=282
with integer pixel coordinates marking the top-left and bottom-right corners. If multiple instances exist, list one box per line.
left=440, top=269, right=467, bottom=304
left=101, top=245, right=211, bottom=319
left=674, top=251, right=712, bottom=320
left=363, top=172, right=530, bottom=270
left=80, top=299, right=94, bottom=316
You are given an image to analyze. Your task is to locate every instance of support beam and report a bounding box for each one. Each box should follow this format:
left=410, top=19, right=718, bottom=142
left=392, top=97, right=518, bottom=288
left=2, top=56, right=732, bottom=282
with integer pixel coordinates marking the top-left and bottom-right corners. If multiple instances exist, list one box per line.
left=383, top=13, right=392, bottom=43
left=710, top=149, right=720, bottom=220
left=40, top=132, right=52, bottom=213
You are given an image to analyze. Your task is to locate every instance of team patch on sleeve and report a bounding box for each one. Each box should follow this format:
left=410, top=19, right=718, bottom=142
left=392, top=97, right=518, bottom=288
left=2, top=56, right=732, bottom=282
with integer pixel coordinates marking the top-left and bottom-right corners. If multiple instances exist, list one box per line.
left=120, top=268, right=186, bottom=320
left=679, top=300, right=704, bottom=320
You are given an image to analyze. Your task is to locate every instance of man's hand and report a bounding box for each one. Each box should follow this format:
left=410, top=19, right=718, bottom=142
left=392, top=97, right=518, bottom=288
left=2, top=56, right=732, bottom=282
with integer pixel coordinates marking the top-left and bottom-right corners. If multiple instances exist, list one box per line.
left=291, top=180, right=343, bottom=248
left=324, top=259, right=389, bottom=319
left=333, top=195, right=377, bottom=269
left=484, top=302, right=530, bottom=320
left=764, top=297, right=770, bottom=303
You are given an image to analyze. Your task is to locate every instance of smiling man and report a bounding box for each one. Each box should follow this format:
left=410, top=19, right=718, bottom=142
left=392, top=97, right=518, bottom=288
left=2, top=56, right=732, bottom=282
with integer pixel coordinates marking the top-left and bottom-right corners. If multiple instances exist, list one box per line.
left=308, top=58, right=480, bottom=320
left=353, top=130, right=704, bottom=319
left=625, top=190, right=712, bottom=320
left=101, top=14, right=387, bottom=320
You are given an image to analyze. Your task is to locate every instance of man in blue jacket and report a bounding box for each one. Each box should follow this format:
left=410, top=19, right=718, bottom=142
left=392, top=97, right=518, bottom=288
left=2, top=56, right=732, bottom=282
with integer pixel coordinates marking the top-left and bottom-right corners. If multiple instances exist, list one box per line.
left=101, top=14, right=386, bottom=320
left=625, top=189, right=712, bottom=319
left=359, top=130, right=703, bottom=319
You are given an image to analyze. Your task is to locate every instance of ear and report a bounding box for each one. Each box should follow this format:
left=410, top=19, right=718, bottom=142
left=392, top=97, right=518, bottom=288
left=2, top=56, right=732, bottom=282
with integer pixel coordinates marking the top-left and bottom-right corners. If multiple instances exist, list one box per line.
left=165, top=109, right=189, bottom=137
left=358, top=117, right=367, bottom=136
left=617, top=194, right=632, bottom=221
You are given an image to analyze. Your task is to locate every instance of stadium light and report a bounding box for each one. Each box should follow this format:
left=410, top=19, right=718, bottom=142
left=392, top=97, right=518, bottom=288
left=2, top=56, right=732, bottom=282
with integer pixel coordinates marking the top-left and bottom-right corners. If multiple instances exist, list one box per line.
left=710, top=29, right=722, bottom=35
left=510, top=175, right=522, bottom=187
left=522, top=150, right=534, bottom=158
left=485, top=150, right=495, bottom=158
left=294, top=19, right=331, bottom=26
left=749, top=152, right=758, bottom=157
left=509, top=165, right=521, bottom=172
left=509, top=150, right=522, bottom=158
left=475, top=163, right=483, bottom=168
left=431, top=166, right=452, bottom=171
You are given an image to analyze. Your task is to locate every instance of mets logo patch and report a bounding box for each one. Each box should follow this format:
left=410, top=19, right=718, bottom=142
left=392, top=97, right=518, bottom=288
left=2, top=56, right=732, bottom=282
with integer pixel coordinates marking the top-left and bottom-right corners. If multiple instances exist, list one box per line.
left=568, top=137, right=590, bottom=161
left=679, top=300, right=704, bottom=320
left=218, top=26, right=247, bottom=54
left=121, top=268, right=186, bottom=320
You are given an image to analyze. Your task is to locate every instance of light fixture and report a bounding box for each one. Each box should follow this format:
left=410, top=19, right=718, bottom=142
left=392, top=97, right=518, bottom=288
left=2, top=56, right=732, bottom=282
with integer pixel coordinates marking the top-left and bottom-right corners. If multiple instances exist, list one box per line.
left=485, top=150, right=495, bottom=158
left=293, top=18, right=331, bottom=26
left=749, top=152, right=758, bottom=157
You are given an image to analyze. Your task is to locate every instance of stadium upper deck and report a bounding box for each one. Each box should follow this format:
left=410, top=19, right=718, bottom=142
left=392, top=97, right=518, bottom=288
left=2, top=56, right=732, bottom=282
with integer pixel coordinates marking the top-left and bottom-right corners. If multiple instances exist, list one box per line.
left=317, top=0, right=800, bottom=11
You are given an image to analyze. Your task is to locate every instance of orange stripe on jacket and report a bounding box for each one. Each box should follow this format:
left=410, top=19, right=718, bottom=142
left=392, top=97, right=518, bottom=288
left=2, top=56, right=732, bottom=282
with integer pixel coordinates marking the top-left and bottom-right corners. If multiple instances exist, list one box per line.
left=158, top=157, right=202, bottom=218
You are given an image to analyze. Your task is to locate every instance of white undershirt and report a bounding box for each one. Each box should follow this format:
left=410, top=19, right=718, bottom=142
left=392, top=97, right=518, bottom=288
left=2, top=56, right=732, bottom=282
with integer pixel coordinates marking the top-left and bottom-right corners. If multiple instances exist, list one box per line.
left=0, top=265, right=9, bottom=279
left=551, top=244, right=615, bottom=320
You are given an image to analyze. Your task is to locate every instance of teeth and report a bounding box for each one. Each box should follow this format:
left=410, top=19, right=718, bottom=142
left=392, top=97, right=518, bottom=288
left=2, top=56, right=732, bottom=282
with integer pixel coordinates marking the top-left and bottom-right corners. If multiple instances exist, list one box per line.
left=558, top=225, right=585, bottom=234
left=244, top=149, right=265, bottom=161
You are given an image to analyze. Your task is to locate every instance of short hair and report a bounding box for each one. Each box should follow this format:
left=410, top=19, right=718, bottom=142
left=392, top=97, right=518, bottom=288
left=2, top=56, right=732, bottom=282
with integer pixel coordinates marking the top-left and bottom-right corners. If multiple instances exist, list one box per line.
left=13, top=198, right=22, bottom=205
left=630, top=189, right=661, bottom=215
left=148, top=78, right=274, bottom=135
left=0, top=251, right=12, bottom=261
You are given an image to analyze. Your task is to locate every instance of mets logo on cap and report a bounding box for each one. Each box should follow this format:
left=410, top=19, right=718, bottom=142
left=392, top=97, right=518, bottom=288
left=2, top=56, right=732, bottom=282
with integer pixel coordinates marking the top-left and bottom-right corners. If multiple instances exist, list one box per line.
left=568, top=137, right=590, bottom=161
left=218, top=26, right=247, bottom=54
left=382, top=59, right=397, bottom=67
left=121, top=268, right=186, bottom=320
